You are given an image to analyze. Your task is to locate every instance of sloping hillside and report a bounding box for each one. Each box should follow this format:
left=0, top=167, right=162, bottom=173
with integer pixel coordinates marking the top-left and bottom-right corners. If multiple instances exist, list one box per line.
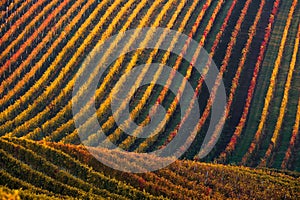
left=0, top=0, right=299, bottom=171
left=0, top=137, right=299, bottom=199
left=0, top=0, right=299, bottom=199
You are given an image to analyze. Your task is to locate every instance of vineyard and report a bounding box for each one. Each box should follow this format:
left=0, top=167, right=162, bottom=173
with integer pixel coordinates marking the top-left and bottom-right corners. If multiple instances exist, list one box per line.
left=0, top=0, right=300, bottom=199
left=0, top=138, right=300, bottom=199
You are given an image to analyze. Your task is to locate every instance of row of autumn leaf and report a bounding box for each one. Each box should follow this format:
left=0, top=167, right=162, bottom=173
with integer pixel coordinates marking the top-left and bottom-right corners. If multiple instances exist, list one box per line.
left=218, top=0, right=281, bottom=162
left=79, top=0, right=247, bottom=156
left=0, top=0, right=97, bottom=101
left=1, top=0, right=204, bottom=144
left=0, top=137, right=221, bottom=199
left=1, top=137, right=299, bottom=199
left=80, top=0, right=187, bottom=147
left=96, top=0, right=217, bottom=150
left=0, top=0, right=135, bottom=135
left=241, top=0, right=298, bottom=167
left=24, top=0, right=179, bottom=143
